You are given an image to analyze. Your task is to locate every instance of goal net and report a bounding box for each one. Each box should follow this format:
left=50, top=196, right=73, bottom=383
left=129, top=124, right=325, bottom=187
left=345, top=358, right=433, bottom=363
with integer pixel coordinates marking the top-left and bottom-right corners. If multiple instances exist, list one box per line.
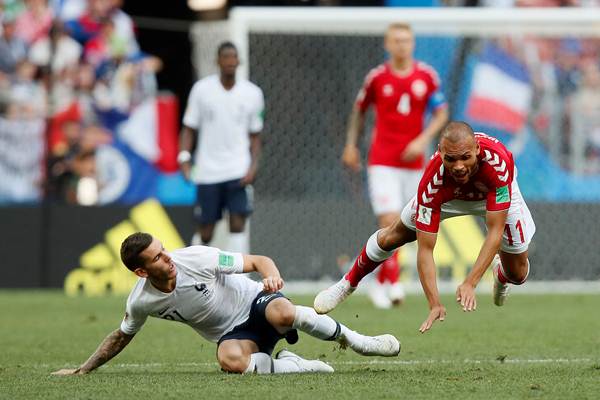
left=195, top=8, right=600, bottom=288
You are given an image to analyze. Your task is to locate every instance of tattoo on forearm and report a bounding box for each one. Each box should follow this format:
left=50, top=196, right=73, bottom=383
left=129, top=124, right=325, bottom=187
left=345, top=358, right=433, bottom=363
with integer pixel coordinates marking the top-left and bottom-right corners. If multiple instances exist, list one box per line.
left=79, top=329, right=132, bottom=373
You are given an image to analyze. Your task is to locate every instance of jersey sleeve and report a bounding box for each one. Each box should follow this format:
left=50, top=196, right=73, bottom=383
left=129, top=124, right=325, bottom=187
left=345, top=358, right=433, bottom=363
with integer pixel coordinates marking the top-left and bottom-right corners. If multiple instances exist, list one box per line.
left=355, top=69, right=377, bottom=112
left=422, top=64, right=447, bottom=112
left=182, top=82, right=202, bottom=129
left=480, top=144, right=514, bottom=212
left=172, top=245, right=244, bottom=275
left=415, top=158, right=445, bottom=234
left=249, top=88, right=265, bottom=134
left=120, top=297, right=148, bottom=335
left=485, top=178, right=512, bottom=211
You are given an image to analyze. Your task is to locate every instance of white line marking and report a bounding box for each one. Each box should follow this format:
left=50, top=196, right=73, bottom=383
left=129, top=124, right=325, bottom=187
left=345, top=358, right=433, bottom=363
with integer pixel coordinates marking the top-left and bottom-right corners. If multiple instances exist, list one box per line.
left=31, top=358, right=597, bottom=370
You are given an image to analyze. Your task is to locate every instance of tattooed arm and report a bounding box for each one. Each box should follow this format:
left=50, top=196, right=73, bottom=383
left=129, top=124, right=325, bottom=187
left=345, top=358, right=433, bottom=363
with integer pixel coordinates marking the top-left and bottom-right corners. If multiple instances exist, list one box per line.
left=51, top=329, right=134, bottom=375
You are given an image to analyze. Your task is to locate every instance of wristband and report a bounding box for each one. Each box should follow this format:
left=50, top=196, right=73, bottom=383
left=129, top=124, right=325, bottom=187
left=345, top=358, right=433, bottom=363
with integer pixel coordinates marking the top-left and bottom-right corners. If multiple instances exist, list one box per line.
left=177, top=150, right=192, bottom=164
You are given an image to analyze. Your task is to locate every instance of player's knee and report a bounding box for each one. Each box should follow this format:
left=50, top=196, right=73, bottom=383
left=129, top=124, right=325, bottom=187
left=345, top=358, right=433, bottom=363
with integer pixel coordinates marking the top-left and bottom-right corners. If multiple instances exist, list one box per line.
left=380, top=222, right=414, bottom=250
left=505, top=259, right=529, bottom=285
left=270, top=302, right=296, bottom=328
left=218, top=351, right=248, bottom=374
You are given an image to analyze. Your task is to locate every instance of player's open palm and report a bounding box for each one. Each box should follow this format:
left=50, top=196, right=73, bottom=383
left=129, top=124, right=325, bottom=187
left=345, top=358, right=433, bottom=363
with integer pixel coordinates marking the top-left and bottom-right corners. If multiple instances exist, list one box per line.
left=262, top=276, right=284, bottom=293
left=341, top=145, right=361, bottom=172
left=419, top=305, right=446, bottom=333
left=456, top=282, right=477, bottom=312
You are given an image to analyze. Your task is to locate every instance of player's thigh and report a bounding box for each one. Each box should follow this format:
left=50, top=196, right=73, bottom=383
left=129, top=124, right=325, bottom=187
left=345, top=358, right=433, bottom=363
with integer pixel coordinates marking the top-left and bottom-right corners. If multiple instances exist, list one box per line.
left=500, top=193, right=536, bottom=255
left=225, top=179, right=252, bottom=218
left=368, top=166, right=404, bottom=216
left=264, top=297, right=296, bottom=333
left=195, top=182, right=224, bottom=225
left=217, top=339, right=259, bottom=372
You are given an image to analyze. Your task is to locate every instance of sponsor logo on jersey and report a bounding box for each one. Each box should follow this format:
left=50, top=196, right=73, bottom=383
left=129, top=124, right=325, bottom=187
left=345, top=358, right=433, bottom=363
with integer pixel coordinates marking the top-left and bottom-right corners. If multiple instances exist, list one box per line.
left=218, top=253, right=234, bottom=267
left=417, top=205, right=433, bottom=225
left=382, top=84, right=394, bottom=96
left=496, top=185, right=510, bottom=204
left=411, top=79, right=427, bottom=98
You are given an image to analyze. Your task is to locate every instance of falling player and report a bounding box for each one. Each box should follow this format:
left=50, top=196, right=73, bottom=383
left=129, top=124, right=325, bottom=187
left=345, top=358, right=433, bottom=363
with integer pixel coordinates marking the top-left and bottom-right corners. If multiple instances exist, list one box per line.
left=318, top=121, right=535, bottom=332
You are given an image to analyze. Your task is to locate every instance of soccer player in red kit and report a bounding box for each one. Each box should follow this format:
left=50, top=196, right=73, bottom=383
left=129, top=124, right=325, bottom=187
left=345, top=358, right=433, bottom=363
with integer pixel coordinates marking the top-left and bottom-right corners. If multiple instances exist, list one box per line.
left=318, top=121, right=535, bottom=332
left=342, top=23, right=448, bottom=308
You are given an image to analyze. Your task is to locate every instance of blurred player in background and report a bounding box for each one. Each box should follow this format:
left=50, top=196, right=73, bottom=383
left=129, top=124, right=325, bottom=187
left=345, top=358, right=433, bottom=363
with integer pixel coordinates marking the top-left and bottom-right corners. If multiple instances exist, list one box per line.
left=52, top=232, right=400, bottom=376
left=342, top=23, right=448, bottom=308
left=318, top=122, right=535, bottom=332
left=179, top=41, right=264, bottom=254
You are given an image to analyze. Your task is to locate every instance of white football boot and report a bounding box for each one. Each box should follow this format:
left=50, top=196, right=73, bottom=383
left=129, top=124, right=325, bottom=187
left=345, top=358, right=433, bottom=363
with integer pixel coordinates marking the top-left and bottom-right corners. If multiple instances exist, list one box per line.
left=339, top=331, right=401, bottom=357
left=276, top=350, right=334, bottom=373
left=313, top=277, right=356, bottom=314
left=388, top=282, right=406, bottom=307
left=368, top=282, right=391, bottom=309
left=492, top=255, right=510, bottom=306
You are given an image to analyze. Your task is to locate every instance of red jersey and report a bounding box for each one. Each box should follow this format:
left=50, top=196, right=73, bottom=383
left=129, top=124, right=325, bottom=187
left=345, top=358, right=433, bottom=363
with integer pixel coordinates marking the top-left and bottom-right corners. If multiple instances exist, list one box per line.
left=355, top=61, right=446, bottom=170
left=415, top=133, right=515, bottom=233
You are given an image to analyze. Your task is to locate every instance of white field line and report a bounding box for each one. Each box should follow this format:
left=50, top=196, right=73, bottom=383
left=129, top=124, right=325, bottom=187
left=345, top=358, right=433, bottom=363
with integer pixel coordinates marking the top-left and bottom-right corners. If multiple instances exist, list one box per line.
left=30, top=358, right=597, bottom=370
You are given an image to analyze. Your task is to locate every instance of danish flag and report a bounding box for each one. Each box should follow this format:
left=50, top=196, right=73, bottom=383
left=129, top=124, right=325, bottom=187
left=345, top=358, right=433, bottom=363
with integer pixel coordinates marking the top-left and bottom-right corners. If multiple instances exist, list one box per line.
left=483, top=150, right=509, bottom=182
left=421, top=164, right=444, bottom=204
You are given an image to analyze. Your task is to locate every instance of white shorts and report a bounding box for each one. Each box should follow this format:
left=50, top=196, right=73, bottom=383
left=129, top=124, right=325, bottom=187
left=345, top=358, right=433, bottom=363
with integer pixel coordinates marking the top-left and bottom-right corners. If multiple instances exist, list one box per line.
left=368, top=165, right=422, bottom=216
left=400, top=177, right=536, bottom=254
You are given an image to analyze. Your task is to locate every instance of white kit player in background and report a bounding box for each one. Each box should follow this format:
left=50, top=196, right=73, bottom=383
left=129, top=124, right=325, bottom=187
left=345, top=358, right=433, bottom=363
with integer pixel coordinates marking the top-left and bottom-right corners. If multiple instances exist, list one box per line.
left=52, top=232, right=400, bottom=376
left=316, top=121, right=535, bottom=333
left=179, top=41, right=264, bottom=255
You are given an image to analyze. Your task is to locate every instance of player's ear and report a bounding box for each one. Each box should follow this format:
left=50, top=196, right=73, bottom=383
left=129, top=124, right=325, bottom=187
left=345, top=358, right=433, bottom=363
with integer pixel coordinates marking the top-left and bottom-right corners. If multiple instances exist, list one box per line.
left=133, top=267, right=148, bottom=278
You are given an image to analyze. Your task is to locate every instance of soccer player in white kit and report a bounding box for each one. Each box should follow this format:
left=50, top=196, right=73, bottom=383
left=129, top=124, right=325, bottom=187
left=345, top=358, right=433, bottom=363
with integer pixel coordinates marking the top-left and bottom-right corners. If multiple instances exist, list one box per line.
left=52, top=233, right=400, bottom=376
left=316, top=121, right=536, bottom=332
left=179, top=41, right=264, bottom=254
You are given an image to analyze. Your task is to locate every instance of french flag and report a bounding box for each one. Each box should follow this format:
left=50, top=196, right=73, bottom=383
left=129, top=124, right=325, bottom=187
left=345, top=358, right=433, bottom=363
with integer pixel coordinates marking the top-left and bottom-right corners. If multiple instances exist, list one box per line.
left=466, top=44, right=532, bottom=134
left=117, top=94, right=179, bottom=173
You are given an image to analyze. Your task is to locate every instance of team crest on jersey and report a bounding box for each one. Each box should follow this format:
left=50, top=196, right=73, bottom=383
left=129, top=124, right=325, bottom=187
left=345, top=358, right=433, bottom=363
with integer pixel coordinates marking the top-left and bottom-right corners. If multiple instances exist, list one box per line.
left=411, top=79, right=427, bottom=98
left=417, top=205, right=432, bottom=225
left=382, top=84, right=394, bottom=97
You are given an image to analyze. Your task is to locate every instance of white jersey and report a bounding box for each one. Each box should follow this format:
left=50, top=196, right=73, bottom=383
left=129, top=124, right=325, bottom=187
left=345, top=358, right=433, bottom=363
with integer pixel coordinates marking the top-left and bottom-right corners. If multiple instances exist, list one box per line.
left=120, top=246, right=263, bottom=343
left=183, top=75, right=265, bottom=184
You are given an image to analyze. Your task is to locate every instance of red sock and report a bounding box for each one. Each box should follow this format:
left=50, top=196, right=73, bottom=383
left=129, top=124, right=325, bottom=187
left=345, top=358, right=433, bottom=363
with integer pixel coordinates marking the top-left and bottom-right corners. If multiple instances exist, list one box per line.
left=497, top=266, right=508, bottom=284
left=377, top=251, right=401, bottom=284
left=345, top=247, right=381, bottom=287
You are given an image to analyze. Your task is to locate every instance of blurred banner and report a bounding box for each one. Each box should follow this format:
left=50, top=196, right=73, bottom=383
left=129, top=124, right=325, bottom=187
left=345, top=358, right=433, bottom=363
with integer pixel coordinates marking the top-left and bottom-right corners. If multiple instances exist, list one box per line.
left=0, top=117, right=45, bottom=203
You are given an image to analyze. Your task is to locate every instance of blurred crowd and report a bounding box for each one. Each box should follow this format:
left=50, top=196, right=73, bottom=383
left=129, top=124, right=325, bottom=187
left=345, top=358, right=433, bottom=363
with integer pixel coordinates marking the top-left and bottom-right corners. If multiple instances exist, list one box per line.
left=0, top=0, right=161, bottom=204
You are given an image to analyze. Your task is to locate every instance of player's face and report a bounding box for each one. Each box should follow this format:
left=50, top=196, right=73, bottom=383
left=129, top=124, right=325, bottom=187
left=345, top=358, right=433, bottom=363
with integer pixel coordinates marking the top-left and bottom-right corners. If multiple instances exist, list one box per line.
left=439, top=137, right=479, bottom=185
left=384, top=28, right=414, bottom=62
left=218, top=48, right=239, bottom=77
left=137, top=238, right=177, bottom=281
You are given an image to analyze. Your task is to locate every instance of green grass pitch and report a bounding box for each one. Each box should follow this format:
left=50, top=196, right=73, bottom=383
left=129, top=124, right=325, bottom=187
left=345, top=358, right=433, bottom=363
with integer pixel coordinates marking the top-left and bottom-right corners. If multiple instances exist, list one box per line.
left=1, top=290, right=599, bottom=399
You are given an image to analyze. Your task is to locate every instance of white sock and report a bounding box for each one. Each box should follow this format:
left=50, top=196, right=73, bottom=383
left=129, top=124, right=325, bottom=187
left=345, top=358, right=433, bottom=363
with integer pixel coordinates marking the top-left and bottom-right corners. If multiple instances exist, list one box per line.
left=228, top=232, right=248, bottom=254
left=191, top=232, right=203, bottom=246
left=339, top=325, right=369, bottom=348
left=244, top=352, right=301, bottom=374
left=366, top=230, right=395, bottom=262
left=292, top=305, right=340, bottom=340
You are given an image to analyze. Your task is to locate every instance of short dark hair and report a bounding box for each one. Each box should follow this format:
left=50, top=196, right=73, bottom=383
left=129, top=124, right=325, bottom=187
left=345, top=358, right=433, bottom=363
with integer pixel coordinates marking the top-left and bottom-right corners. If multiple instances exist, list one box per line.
left=217, top=41, right=237, bottom=57
left=120, top=232, right=153, bottom=272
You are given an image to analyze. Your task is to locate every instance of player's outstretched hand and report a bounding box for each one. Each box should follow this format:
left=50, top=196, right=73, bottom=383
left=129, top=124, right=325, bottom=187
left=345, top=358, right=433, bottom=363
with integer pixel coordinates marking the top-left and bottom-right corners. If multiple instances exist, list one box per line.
left=51, top=368, right=84, bottom=376
left=341, top=145, right=361, bottom=172
left=262, top=276, right=284, bottom=293
left=456, top=282, right=477, bottom=312
left=419, top=305, right=446, bottom=333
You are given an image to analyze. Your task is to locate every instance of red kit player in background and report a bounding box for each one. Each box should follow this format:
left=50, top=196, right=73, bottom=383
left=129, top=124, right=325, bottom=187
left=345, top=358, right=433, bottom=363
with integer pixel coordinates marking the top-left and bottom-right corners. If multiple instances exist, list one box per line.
left=341, top=23, right=448, bottom=308
left=317, top=122, right=536, bottom=332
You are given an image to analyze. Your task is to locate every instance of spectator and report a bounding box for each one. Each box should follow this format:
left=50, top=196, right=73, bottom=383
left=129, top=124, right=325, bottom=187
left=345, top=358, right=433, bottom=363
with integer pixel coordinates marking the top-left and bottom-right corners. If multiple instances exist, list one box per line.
left=14, top=0, right=53, bottom=46
left=0, top=14, right=28, bottom=74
